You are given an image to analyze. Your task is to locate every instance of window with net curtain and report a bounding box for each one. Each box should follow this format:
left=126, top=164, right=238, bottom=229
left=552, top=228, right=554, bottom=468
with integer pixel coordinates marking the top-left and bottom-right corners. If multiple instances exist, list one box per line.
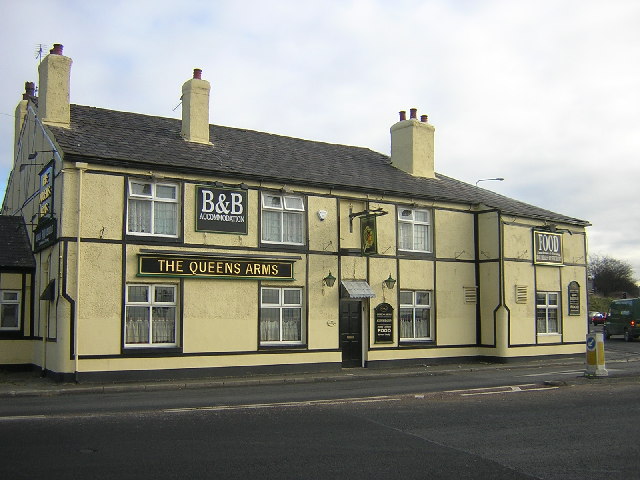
left=536, top=292, right=560, bottom=334
left=398, top=208, right=431, bottom=252
left=125, top=285, right=177, bottom=347
left=127, top=180, right=179, bottom=236
left=260, top=287, right=303, bottom=345
left=0, top=291, right=20, bottom=330
left=261, top=193, right=305, bottom=245
left=400, top=290, right=432, bottom=341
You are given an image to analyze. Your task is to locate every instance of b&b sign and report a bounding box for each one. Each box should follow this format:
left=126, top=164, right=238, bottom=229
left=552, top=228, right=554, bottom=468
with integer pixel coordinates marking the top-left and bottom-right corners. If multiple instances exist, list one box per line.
left=196, top=186, right=247, bottom=234
left=533, top=231, right=563, bottom=265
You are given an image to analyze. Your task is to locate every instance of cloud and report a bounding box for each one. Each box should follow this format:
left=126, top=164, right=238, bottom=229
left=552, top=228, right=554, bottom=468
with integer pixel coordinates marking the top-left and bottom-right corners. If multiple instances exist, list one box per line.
left=1, top=0, right=639, bottom=277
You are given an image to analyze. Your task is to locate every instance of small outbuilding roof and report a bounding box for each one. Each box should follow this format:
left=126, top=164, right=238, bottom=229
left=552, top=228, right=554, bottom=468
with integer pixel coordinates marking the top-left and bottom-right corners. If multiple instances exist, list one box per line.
left=0, top=216, right=35, bottom=270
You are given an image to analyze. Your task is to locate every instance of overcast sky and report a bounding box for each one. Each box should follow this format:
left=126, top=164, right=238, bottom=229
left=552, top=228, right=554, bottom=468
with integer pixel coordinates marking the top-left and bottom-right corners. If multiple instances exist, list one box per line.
left=1, top=0, right=639, bottom=277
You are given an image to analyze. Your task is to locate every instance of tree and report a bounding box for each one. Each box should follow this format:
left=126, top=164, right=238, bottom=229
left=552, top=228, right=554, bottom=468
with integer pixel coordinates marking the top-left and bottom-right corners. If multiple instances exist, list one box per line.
left=588, top=254, right=639, bottom=297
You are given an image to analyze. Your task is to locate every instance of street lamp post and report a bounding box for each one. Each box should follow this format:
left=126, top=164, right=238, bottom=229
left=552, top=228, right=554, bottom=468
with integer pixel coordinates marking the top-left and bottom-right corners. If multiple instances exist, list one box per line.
left=475, top=177, right=504, bottom=187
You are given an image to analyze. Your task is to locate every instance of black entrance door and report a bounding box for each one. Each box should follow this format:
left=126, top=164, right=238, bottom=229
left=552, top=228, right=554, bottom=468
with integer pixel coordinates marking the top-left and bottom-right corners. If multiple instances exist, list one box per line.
left=340, top=301, right=362, bottom=367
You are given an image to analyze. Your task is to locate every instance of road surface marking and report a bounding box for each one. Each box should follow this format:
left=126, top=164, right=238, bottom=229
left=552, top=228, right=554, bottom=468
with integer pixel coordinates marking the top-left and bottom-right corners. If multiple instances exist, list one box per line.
left=521, top=370, right=584, bottom=377
left=0, top=415, right=46, bottom=421
left=442, top=384, right=559, bottom=397
left=163, top=395, right=400, bottom=413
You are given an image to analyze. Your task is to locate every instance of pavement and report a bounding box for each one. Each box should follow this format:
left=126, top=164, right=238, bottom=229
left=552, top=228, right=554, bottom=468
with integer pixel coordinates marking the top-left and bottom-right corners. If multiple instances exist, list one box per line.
left=2, top=346, right=639, bottom=398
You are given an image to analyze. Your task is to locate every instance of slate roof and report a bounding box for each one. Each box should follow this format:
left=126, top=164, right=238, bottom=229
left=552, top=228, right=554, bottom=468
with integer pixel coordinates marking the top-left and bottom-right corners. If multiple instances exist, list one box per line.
left=47, top=104, right=588, bottom=226
left=0, top=216, right=35, bottom=269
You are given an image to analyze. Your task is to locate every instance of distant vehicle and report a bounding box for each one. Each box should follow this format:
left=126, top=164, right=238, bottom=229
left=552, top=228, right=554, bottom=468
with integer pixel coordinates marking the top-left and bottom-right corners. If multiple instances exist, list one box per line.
left=603, top=298, right=640, bottom=341
left=590, top=312, right=605, bottom=325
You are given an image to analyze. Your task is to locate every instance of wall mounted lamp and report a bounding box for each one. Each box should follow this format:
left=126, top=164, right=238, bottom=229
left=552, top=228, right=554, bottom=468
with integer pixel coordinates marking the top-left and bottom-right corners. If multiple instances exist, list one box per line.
left=323, top=272, right=336, bottom=287
left=382, top=274, right=396, bottom=290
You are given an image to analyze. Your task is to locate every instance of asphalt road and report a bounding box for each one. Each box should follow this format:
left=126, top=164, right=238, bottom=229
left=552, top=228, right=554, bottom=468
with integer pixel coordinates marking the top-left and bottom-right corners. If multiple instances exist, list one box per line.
left=1, top=379, right=639, bottom=479
left=1, top=336, right=639, bottom=479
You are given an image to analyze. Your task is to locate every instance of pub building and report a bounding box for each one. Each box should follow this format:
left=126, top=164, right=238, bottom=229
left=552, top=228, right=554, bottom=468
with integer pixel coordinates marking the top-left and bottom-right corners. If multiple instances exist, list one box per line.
left=0, top=45, right=590, bottom=381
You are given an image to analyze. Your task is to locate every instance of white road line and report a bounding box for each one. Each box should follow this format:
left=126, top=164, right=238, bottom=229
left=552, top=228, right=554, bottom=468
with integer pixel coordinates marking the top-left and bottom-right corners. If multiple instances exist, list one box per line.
left=163, top=395, right=399, bottom=413
left=0, top=415, right=47, bottom=421
left=444, top=384, right=537, bottom=393
left=521, top=370, right=584, bottom=377
left=461, top=386, right=558, bottom=396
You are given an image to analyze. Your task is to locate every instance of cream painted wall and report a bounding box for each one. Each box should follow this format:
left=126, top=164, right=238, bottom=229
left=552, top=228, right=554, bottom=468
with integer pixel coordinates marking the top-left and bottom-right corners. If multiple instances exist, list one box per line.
left=435, top=262, right=476, bottom=345
left=0, top=340, right=33, bottom=364
left=183, top=279, right=258, bottom=352
left=399, top=258, right=434, bottom=289
left=479, top=262, right=499, bottom=346
left=339, top=199, right=365, bottom=250
left=478, top=211, right=500, bottom=260
left=308, top=196, right=339, bottom=253
left=0, top=272, right=23, bottom=290
left=535, top=265, right=561, bottom=291
left=503, top=223, right=533, bottom=260
left=435, top=210, right=474, bottom=261
left=340, top=255, right=368, bottom=281
left=80, top=173, right=124, bottom=240
left=76, top=243, right=122, bottom=355
left=307, top=254, right=339, bottom=350
left=368, top=202, right=396, bottom=257
left=504, top=261, right=536, bottom=345
left=563, top=232, right=588, bottom=266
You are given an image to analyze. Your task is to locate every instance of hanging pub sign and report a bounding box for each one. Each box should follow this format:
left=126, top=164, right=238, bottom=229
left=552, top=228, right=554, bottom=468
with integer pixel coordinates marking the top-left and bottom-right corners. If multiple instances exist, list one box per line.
left=568, top=281, right=580, bottom=316
left=195, top=186, right=247, bottom=234
left=138, top=254, right=294, bottom=280
left=533, top=231, right=563, bottom=265
left=33, top=162, right=57, bottom=252
left=34, top=215, right=57, bottom=252
left=38, top=162, right=54, bottom=218
left=374, top=302, right=394, bottom=343
left=360, top=215, right=378, bottom=255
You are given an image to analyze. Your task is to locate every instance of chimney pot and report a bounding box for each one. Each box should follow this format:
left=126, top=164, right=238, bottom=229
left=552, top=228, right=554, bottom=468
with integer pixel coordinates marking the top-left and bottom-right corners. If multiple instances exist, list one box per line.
left=23, top=81, right=35, bottom=100
left=399, top=110, right=406, bottom=121
left=50, top=44, right=64, bottom=55
left=420, top=114, right=428, bottom=123
left=410, top=108, right=417, bottom=119
left=193, top=68, right=202, bottom=80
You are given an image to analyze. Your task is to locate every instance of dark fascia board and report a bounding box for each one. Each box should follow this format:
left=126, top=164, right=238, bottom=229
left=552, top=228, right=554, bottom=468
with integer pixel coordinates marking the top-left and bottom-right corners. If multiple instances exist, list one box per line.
left=62, top=152, right=590, bottom=227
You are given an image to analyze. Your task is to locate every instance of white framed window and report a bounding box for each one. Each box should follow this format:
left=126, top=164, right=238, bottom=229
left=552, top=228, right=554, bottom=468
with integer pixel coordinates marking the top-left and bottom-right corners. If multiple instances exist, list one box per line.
left=536, top=292, right=560, bottom=334
left=261, top=193, right=305, bottom=245
left=398, top=208, right=431, bottom=252
left=127, top=180, right=179, bottom=237
left=260, top=287, right=304, bottom=345
left=0, top=290, right=20, bottom=331
left=400, top=290, right=432, bottom=341
left=125, top=284, right=177, bottom=347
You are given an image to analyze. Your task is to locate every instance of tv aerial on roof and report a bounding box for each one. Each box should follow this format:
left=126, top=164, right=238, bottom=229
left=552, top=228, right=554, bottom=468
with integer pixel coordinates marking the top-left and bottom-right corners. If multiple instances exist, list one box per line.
left=35, top=44, right=48, bottom=63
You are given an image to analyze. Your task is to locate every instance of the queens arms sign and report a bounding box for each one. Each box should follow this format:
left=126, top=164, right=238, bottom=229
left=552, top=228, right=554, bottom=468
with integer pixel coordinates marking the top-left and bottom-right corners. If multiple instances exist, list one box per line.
left=138, top=254, right=294, bottom=280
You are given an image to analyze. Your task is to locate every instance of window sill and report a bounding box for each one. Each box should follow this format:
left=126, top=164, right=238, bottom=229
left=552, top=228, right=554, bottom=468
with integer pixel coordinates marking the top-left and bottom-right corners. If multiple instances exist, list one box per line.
left=0, top=331, right=26, bottom=339
left=397, top=251, right=434, bottom=260
left=125, top=235, right=182, bottom=244
left=122, top=347, right=182, bottom=356
left=399, top=340, right=435, bottom=347
left=259, top=344, right=307, bottom=351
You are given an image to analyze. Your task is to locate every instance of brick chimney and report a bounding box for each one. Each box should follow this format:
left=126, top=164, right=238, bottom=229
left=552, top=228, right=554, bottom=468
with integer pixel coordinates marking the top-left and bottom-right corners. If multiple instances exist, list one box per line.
left=181, top=68, right=211, bottom=144
left=14, top=82, right=35, bottom=159
left=38, top=44, right=72, bottom=128
left=390, top=108, right=435, bottom=178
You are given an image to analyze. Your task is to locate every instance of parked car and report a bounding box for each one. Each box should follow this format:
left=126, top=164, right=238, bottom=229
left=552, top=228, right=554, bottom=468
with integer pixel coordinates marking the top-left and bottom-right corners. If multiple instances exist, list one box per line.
left=590, top=312, right=606, bottom=325
left=603, top=298, right=640, bottom=341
